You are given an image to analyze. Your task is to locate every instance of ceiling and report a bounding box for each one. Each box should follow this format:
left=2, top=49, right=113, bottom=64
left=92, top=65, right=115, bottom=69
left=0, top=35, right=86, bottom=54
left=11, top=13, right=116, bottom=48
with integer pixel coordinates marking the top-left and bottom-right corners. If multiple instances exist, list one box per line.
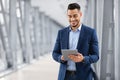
left=31, top=0, right=87, bottom=26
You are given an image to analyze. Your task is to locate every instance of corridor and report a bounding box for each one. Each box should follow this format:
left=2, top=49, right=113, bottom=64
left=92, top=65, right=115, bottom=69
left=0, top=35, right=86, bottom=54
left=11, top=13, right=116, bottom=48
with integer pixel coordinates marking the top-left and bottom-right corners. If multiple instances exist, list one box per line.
left=0, top=54, right=59, bottom=80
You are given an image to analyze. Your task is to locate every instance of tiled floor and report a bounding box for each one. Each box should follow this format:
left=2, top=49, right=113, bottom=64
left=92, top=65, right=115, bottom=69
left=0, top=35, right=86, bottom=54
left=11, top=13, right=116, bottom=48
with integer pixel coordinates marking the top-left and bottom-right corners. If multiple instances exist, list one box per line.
left=0, top=54, right=59, bottom=80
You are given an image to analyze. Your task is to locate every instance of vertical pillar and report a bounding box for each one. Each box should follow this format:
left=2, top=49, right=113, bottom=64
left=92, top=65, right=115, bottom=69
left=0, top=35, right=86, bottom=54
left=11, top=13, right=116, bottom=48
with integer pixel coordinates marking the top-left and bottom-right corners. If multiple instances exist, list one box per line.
left=0, top=23, right=8, bottom=70
left=100, top=0, right=114, bottom=80
left=41, top=13, right=46, bottom=54
left=33, top=7, right=40, bottom=58
left=48, top=18, right=52, bottom=51
left=95, top=0, right=104, bottom=78
left=24, top=0, right=33, bottom=63
left=45, top=16, right=49, bottom=52
left=39, top=12, right=43, bottom=55
left=9, top=0, right=17, bottom=69
left=118, top=1, right=120, bottom=80
left=17, top=0, right=24, bottom=63
left=0, top=0, right=12, bottom=68
left=118, top=0, right=120, bottom=79
left=83, top=0, right=95, bottom=28
left=40, top=12, right=44, bottom=55
left=0, top=0, right=8, bottom=32
left=114, top=0, right=120, bottom=80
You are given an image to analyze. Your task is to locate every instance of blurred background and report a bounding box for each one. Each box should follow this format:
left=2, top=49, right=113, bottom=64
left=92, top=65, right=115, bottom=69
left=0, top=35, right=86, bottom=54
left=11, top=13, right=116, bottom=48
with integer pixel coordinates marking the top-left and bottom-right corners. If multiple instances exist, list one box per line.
left=0, top=0, right=120, bottom=80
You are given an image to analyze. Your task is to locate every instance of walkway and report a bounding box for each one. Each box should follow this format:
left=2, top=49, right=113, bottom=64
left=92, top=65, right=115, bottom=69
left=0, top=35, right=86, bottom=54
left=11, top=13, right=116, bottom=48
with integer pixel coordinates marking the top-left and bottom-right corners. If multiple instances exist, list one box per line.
left=0, top=53, right=59, bottom=80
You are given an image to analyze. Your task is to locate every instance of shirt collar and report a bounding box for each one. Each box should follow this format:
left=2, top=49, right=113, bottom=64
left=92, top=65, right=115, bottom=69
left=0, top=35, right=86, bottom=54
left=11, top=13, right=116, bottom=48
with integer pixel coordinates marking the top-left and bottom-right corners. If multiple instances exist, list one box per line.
left=78, top=24, right=82, bottom=31
left=69, top=24, right=82, bottom=31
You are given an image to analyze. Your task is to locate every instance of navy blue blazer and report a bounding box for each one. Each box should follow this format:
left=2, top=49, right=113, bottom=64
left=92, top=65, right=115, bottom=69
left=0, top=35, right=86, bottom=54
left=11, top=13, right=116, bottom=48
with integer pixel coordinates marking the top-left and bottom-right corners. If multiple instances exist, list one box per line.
left=52, top=24, right=99, bottom=80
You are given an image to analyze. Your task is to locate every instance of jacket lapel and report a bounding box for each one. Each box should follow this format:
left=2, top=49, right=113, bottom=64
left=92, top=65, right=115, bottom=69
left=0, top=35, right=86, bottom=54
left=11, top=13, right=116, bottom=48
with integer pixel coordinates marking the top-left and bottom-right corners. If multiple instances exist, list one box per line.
left=66, top=27, right=70, bottom=49
left=77, top=25, right=85, bottom=50
left=61, top=27, right=70, bottom=49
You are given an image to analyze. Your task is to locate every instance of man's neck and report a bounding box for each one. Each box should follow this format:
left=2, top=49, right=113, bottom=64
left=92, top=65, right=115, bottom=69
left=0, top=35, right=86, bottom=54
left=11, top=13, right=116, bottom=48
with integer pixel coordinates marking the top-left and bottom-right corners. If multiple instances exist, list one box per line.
left=71, top=24, right=80, bottom=31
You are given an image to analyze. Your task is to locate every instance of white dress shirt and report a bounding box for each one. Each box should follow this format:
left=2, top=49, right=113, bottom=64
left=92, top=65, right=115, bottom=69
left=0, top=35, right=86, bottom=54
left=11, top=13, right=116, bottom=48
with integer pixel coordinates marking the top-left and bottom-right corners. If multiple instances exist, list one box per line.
left=67, top=24, right=82, bottom=71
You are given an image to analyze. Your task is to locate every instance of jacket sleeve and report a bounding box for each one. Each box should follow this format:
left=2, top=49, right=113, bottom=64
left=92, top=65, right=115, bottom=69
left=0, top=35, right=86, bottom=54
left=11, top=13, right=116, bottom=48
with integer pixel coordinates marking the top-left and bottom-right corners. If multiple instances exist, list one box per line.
left=83, top=29, right=99, bottom=64
left=52, top=30, right=67, bottom=64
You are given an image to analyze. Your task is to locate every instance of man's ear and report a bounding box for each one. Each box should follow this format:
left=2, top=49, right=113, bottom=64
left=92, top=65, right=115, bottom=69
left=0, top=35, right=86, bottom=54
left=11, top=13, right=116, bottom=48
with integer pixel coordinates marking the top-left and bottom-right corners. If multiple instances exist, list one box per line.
left=80, top=11, right=82, bottom=17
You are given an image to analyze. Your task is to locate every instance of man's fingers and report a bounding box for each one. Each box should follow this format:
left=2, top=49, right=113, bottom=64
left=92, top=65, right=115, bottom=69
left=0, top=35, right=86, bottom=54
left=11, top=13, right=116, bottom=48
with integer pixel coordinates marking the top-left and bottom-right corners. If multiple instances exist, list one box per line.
left=61, top=55, right=65, bottom=60
left=67, top=53, right=84, bottom=62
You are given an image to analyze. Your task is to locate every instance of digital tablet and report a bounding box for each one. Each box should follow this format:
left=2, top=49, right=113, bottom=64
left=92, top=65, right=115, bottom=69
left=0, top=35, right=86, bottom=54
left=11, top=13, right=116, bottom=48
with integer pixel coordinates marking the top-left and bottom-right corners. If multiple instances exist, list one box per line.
left=61, top=49, right=78, bottom=60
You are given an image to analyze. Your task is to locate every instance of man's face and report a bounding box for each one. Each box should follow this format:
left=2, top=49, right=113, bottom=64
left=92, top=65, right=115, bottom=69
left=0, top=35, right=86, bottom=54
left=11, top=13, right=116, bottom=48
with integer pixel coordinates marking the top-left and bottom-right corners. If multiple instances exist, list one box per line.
left=67, top=9, right=82, bottom=27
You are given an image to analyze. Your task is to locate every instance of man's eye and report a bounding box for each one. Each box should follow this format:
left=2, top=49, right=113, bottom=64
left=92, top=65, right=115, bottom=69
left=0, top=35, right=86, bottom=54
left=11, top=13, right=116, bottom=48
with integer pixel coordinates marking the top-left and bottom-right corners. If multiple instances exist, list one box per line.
left=68, top=16, right=72, bottom=18
left=74, top=15, right=78, bottom=18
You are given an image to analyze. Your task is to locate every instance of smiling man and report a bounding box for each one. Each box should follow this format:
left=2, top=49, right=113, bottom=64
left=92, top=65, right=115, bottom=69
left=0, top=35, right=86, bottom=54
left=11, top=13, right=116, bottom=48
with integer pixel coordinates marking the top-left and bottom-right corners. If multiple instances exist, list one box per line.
left=52, top=3, right=99, bottom=80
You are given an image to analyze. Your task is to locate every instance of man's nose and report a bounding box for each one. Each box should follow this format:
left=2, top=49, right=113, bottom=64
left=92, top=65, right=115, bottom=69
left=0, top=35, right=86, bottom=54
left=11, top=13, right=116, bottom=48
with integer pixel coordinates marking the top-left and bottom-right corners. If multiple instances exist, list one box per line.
left=71, top=17, right=75, bottom=21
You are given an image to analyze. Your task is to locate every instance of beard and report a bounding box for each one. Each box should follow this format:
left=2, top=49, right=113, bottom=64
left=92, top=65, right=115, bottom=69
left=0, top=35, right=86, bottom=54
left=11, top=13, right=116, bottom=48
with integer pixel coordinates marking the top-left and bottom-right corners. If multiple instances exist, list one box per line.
left=70, top=21, right=79, bottom=27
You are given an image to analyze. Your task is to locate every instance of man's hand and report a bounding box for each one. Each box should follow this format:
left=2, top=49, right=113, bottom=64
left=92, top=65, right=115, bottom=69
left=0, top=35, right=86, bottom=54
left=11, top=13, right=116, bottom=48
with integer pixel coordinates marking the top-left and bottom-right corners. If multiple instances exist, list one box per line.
left=61, top=55, right=65, bottom=61
left=68, top=53, right=84, bottom=62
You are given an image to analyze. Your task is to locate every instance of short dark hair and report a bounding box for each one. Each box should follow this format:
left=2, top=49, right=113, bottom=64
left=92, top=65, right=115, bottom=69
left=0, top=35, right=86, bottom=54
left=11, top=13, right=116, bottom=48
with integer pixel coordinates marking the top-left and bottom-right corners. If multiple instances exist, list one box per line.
left=67, top=3, right=81, bottom=10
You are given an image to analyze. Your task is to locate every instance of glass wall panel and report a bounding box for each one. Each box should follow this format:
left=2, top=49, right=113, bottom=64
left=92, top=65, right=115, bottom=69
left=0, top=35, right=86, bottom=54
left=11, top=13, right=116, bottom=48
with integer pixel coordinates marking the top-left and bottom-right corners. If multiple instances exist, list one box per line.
left=0, top=39, right=7, bottom=71
left=0, top=13, right=4, bottom=24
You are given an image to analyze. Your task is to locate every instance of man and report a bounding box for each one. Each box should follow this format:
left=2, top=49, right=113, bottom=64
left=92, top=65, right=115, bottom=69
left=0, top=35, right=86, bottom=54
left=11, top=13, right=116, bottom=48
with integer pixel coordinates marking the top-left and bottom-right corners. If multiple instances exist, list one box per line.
left=52, top=3, right=99, bottom=80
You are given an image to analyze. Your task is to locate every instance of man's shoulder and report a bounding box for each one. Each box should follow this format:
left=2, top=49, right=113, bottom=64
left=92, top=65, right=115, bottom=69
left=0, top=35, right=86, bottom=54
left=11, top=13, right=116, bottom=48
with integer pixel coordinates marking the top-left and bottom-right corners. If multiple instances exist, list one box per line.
left=82, top=24, right=95, bottom=32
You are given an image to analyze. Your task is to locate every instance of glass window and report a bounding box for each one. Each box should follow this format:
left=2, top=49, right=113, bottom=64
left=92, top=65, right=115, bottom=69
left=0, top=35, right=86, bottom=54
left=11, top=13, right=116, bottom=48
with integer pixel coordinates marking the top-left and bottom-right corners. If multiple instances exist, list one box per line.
left=1, top=0, right=9, bottom=12
left=2, top=0, right=5, bottom=9
left=0, top=13, right=4, bottom=24
left=1, top=26, right=7, bottom=37
left=0, top=5, right=1, bottom=11
left=6, top=0, right=9, bottom=13
left=6, top=14, right=9, bottom=27
left=0, top=35, right=7, bottom=71
left=0, top=40, right=2, bottom=58
left=16, top=8, right=21, bottom=18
